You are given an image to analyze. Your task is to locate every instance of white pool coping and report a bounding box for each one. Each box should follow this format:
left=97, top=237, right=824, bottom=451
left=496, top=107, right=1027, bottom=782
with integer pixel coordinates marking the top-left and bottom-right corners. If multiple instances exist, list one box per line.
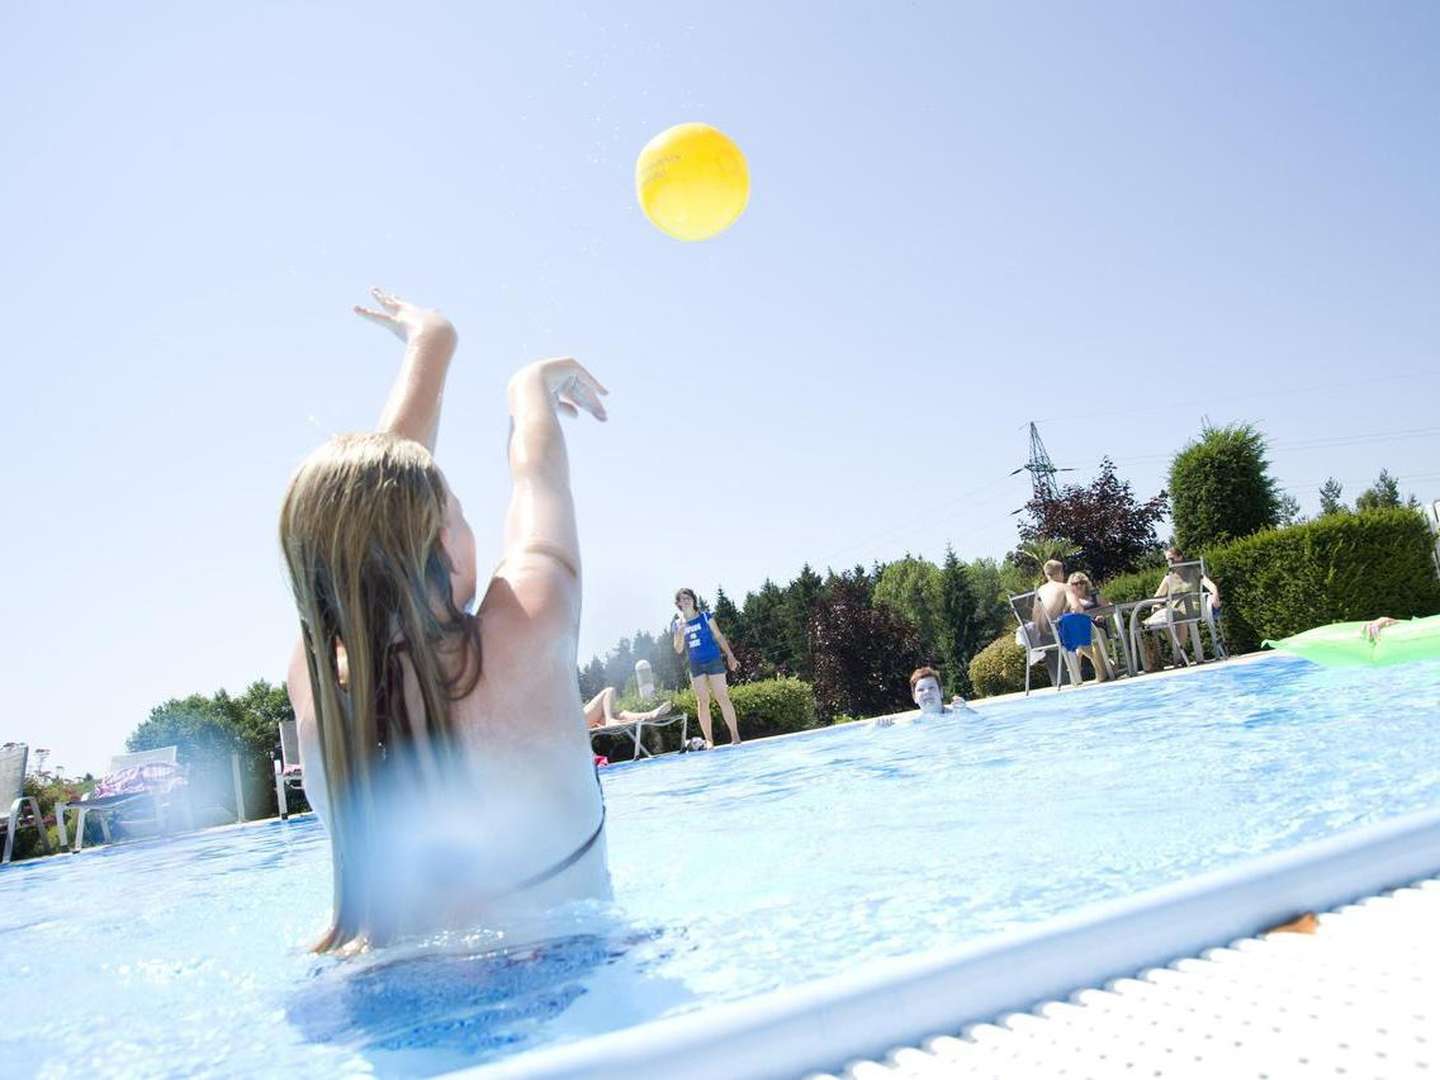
left=823, top=875, right=1440, bottom=1079
left=453, top=806, right=1440, bottom=1080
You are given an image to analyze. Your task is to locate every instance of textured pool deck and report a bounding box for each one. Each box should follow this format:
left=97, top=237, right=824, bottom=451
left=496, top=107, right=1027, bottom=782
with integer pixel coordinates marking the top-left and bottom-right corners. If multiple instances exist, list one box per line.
left=813, top=877, right=1440, bottom=1080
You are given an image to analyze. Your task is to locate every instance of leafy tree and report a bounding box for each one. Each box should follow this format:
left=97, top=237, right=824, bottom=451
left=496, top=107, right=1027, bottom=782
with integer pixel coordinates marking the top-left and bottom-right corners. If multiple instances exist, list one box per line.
left=1318, top=477, right=1346, bottom=516
left=779, top=564, right=825, bottom=680
left=603, top=636, right=636, bottom=693
left=740, top=579, right=787, bottom=674
left=809, top=573, right=923, bottom=720
left=937, top=546, right=979, bottom=697
left=1354, top=468, right=1417, bottom=513
left=578, top=657, right=607, bottom=700
left=712, top=588, right=743, bottom=639
left=1276, top=491, right=1305, bottom=527
left=129, top=680, right=295, bottom=819
left=1017, top=458, right=1168, bottom=581
left=1168, top=423, right=1281, bottom=551
left=872, top=556, right=944, bottom=659
left=965, top=556, right=1014, bottom=645
left=1011, top=537, right=1080, bottom=581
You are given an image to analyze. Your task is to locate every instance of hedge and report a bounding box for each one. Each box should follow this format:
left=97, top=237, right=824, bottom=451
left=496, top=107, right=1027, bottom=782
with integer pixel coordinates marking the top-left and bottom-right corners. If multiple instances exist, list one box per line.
left=1205, top=508, right=1440, bottom=653
left=969, top=633, right=1051, bottom=698
left=1095, top=567, right=1164, bottom=604
left=591, top=676, right=818, bottom=759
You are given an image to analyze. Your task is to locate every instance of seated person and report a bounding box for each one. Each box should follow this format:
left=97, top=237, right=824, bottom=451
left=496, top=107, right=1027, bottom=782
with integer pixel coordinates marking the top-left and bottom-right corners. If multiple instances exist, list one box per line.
left=1025, top=560, right=1072, bottom=685
left=583, top=687, right=673, bottom=730
left=1065, top=571, right=1114, bottom=682
left=874, top=667, right=975, bottom=727
left=1140, top=547, right=1221, bottom=670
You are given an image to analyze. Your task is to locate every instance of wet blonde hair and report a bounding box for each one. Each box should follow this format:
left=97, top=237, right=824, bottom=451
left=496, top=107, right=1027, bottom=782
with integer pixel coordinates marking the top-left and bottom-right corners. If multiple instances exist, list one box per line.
left=279, top=432, right=480, bottom=952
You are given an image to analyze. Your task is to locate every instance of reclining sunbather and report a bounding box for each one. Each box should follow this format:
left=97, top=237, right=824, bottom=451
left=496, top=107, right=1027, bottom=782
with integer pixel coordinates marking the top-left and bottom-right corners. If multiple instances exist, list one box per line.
left=584, top=688, right=673, bottom=730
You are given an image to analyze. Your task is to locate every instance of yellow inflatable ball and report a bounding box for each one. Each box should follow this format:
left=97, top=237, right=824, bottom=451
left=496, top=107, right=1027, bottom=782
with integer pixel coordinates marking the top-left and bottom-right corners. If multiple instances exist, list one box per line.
left=635, top=122, right=750, bottom=242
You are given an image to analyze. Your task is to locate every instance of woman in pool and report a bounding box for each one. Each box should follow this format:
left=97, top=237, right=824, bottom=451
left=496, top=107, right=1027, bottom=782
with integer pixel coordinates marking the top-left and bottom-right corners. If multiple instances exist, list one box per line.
left=280, top=289, right=611, bottom=953
left=670, top=588, right=742, bottom=747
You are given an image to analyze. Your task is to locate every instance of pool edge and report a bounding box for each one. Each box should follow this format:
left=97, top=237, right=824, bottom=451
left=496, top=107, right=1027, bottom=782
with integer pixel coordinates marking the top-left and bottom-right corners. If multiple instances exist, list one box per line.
left=452, top=805, right=1440, bottom=1080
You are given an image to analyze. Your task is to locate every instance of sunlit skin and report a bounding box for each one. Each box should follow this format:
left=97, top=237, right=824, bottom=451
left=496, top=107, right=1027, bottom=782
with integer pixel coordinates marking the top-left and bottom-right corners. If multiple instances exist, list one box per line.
left=286, top=289, right=615, bottom=941
left=873, top=675, right=973, bottom=727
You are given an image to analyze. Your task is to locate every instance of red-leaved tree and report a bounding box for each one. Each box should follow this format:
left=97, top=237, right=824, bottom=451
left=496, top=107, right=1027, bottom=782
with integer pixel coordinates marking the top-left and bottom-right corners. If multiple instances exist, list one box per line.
left=1017, top=458, right=1169, bottom=582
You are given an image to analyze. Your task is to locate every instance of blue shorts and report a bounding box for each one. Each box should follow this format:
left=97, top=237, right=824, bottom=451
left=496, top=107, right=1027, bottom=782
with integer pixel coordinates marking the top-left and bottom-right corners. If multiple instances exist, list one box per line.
left=689, top=656, right=727, bottom=678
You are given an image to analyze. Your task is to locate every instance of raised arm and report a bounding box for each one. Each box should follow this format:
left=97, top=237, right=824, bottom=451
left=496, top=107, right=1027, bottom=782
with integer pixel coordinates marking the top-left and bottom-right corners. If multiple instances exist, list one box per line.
left=354, top=288, right=458, bottom=453
left=495, top=358, right=608, bottom=618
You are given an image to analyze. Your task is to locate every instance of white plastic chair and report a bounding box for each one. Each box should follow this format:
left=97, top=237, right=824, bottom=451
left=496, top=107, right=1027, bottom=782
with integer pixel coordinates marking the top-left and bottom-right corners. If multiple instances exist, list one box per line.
left=1130, top=560, right=1227, bottom=668
left=274, top=720, right=306, bottom=820
left=1008, top=590, right=1081, bottom=695
left=1, top=744, right=51, bottom=865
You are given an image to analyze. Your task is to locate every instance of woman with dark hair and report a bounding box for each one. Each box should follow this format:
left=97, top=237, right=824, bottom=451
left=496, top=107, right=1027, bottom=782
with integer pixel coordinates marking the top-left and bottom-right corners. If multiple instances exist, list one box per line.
left=670, top=588, right=742, bottom=748
left=280, top=289, right=611, bottom=953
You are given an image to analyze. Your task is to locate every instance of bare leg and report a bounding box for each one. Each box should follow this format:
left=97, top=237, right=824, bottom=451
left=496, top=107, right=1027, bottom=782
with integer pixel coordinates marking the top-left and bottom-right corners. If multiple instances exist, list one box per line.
left=706, top=673, right=741, bottom=744
left=617, top=700, right=674, bottom=723
left=583, top=687, right=618, bottom=729
left=692, top=676, right=715, bottom=746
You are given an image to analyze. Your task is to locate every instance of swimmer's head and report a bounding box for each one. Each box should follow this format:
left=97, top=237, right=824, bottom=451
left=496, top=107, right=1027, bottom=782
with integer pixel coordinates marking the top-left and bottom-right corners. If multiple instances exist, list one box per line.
left=279, top=432, right=481, bottom=952
left=675, top=588, right=698, bottom=616
left=910, top=666, right=944, bottom=712
left=1043, top=560, right=1065, bottom=582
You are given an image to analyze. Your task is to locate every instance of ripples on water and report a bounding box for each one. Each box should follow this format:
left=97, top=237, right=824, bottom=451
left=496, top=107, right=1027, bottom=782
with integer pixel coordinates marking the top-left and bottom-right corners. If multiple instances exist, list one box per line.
left=5, top=656, right=1438, bottom=1076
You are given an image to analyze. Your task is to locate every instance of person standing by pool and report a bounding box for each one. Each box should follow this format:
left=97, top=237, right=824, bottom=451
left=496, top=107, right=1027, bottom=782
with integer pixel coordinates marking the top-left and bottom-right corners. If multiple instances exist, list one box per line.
left=280, top=288, right=612, bottom=953
left=671, top=588, right=742, bottom=748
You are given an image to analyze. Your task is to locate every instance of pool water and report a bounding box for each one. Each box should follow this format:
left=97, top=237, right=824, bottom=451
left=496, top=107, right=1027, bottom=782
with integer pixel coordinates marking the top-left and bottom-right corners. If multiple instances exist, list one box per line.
left=6, top=655, right=1440, bottom=1077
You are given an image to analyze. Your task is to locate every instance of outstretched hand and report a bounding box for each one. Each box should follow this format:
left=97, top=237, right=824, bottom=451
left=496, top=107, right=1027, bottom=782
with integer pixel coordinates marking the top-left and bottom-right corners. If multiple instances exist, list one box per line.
left=515, top=357, right=609, bottom=421
left=354, top=287, right=455, bottom=344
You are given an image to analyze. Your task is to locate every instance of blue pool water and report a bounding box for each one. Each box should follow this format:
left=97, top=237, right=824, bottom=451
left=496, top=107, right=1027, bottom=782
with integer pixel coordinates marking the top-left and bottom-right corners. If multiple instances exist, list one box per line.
left=6, top=655, right=1440, bottom=1077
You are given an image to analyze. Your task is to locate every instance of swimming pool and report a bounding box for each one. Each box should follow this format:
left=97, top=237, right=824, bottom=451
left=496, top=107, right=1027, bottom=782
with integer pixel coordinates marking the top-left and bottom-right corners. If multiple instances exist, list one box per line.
left=6, top=655, right=1439, bottom=1077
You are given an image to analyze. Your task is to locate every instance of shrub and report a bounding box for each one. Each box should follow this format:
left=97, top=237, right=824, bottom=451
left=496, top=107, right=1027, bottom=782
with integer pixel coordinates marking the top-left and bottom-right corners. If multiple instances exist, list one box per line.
left=1169, top=423, right=1281, bottom=551
left=592, top=677, right=819, bottom=759
left=1206, top=507, right=1440, bottom=653
left=1097, top=567, right=1164, bottom=604
left=968, top=633, right=1050, bottom=697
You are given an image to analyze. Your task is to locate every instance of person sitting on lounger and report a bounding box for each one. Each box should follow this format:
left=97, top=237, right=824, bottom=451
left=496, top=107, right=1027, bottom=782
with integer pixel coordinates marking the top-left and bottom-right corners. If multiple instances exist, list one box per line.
left=874, top=667, right=975, bottom=727
left=584, top=688, right=673, bottom=730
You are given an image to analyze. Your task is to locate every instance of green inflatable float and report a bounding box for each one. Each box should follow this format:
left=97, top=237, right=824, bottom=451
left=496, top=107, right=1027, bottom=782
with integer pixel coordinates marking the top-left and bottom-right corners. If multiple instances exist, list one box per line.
left=1263, top=614, right=1440, bottom=667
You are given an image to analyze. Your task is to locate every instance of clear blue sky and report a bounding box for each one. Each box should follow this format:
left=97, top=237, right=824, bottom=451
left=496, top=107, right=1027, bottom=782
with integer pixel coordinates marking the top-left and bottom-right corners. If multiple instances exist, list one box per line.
left=4, top=2, right=1437, bottom=776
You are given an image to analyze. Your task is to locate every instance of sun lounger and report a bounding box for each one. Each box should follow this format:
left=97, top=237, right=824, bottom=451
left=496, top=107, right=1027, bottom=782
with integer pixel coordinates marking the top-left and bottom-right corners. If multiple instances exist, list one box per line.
left=589, top=710, right=689, bottom=760
left=54, top=747, right=190, bottom=852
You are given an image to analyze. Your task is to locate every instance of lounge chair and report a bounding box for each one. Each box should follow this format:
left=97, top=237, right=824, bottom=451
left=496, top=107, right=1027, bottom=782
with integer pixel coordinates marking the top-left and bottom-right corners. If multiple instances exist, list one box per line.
left=1008, top=590, right=1082, bottom=695
left=54, top=746, right=191, bottom=852
left=589, top=709, right=689, bottom=760
left=1, top=743, right=50, bottom=865
left=273, top=720, right=307, bottom=820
